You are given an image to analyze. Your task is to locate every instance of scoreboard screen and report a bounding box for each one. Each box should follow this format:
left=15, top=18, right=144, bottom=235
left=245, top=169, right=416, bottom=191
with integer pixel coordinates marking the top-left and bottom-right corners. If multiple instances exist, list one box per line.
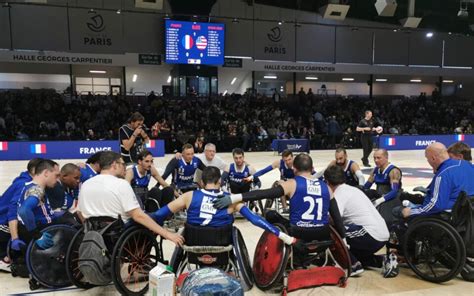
left=165, top=20, right=225, bottom=65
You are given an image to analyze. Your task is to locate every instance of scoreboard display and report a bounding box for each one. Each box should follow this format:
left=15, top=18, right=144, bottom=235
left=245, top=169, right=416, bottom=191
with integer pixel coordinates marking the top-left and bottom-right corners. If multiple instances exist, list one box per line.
left=165, top=20, right=225, bottom=65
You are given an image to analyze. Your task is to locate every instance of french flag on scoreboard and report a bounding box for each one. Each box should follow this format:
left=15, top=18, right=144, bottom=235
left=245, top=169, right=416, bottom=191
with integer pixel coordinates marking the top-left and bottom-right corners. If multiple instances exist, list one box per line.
left=182, top=35, right=194, bottom=50
left=30, top=144, right=47, bottom=154
left=146, top=140, right=156, bottom=149
left=0, top=141, right=8, bottom=151
left=455, top=134, right=465, bottom=141
left=385, top=137, right=396, bottom=146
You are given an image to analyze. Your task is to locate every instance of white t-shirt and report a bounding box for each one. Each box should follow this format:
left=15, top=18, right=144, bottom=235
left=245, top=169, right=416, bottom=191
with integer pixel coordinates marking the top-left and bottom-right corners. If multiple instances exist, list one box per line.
left=334, top=184, right=389, bottom=242
left=78, top=174, right=140, bottom=223
left=194, top=154, right=228, bottom=182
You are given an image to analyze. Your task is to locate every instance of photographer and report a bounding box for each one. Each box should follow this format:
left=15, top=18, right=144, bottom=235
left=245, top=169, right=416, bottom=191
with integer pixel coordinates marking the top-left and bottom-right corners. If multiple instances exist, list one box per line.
left=119, top=112, right=150, bottom=165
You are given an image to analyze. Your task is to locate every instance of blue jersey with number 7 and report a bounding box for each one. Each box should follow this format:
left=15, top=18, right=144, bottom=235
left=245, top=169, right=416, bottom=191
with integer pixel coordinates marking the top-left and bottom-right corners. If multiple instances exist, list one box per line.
left=187, top=189, right=234, bottom=227
left=290, top=176, right=330, bottom=228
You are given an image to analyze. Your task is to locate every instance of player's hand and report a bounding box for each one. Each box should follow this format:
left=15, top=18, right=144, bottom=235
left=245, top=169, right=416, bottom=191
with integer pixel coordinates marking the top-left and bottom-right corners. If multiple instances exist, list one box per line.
left=373, top=197, right=385, bottom=207
left=175, top=152, right=182, bottom=160
left=213, top=194, right=232, bottom=209
left=402, top=207, right=411, bottom=218
left=243, top=176, right=253, bottom=183
left=164, top=232, right=184, bottom=247
left=11, top=239, right=26, bottom=251
left=279, top=232, right=296, bottom=245
left=35, top=232, right=54, bottom=250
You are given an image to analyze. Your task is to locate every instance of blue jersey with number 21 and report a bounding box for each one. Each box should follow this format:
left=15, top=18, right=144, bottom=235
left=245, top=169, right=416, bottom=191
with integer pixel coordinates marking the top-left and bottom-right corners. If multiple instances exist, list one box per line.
left=290, top=176, right=330, bottom=228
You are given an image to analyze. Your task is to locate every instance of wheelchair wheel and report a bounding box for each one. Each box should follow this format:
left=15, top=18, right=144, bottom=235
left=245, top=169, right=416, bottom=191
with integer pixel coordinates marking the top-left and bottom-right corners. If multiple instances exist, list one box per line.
left=111, top=226, right=162, bottom=296
left=65, top=226, right=96, bottom=289
left=329, top=225, right=352, bottom=278
left=403, top=218, right=466, bottom=283
left=144, top=198, right=160, bottom=213
left=232, top=227, right=254, bottom=291
left=253, top=223, right=289, bottom=291
left=26, top=224, right=76, bottom=288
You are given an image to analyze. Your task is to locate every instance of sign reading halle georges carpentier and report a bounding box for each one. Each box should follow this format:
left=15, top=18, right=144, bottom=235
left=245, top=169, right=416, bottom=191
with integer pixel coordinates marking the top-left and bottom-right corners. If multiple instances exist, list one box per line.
left=254, top=21, right=295, bottom=61
left=69, top=8, right=124, bottom=53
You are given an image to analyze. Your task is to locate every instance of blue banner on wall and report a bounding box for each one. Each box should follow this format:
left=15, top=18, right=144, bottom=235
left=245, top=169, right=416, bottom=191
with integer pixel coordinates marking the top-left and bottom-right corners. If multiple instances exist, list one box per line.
left=271, top=139, right=310, bottom=154
left=0, top=140, right=165, bottom=160
left=379, top=134, right=473, bottom=150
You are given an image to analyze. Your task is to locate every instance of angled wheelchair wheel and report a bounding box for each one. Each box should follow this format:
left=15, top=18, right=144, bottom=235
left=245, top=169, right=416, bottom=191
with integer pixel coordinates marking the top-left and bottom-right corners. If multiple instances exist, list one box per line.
left=65, top=226, right=96, bottom=289
left=253, top=223, right=289, bottom=291
left=26, top=224, right=77, bottom=288
left=329, top=225, right=352, bottom=278
left=403, top=218, right=466, bottom=283
left=111, top=226, right=162, bottom=296
left=232, top=226, right=254, bottom=291
left=144, top=198, right=160, bottom=213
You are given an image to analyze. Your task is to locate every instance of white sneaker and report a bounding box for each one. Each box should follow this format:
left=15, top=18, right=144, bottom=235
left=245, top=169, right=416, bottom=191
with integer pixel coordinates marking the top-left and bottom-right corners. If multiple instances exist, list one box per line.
left=0, top=259, right=11, bottom=273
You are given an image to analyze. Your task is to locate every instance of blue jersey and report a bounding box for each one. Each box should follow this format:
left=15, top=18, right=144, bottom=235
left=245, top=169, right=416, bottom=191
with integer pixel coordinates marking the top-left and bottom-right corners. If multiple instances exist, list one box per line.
left=174, top=157, right=201, bottom=188
left=18, top=182, right=55, bottom=226
left=228, top=163, right=251, bottom=184
left=411, top=159, right=474, bottom=216
left=373, top=164, right=401, bottom=195
left=187, top=189, right=234, bottom=227
left=0, top=171, right=32, bottom=225
left=343, top=160, right=358, bottom=187
left=279, top=160, right=295, bottom=180
left=80, top=164, right=98, bottom=183
left=290, top=176, right=330, bottom=228
left=131, top=166, right=152, bottom=188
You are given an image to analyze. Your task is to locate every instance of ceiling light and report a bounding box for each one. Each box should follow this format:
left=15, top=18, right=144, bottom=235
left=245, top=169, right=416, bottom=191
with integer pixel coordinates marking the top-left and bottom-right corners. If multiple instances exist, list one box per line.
left=443, top=80, right=454, bottom=83
left=426, top=32, right=434, bottom=38
left=458, top=1, right=469, bottom=17
left=116, top=9, right=121, bottom=14
left=232, top=18, right=239, bottom=23
left=89, top=70, right=106, bottom=74
left=223, top=90, right=228, bottom=95
left=278, top=21, right=283, bottom=25
left=231, top=77, right=237, bottom=85
left=410, top=79, right=421, bottom=82
left=342, top=78, right=354, bottom=81
left=132, top=74, right=138, bottom=82
left=167, top=76, right=172, bottom=83
left=376, top=78, right=388, bottom=82
left=305, top=76, right=319, bottom=80
left=264, top=75, right=277, bottom=79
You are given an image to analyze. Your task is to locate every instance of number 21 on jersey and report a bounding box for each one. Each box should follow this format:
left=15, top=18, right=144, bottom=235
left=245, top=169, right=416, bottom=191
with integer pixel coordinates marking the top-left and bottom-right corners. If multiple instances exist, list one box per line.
left=302, top=196, right=323, bottom=221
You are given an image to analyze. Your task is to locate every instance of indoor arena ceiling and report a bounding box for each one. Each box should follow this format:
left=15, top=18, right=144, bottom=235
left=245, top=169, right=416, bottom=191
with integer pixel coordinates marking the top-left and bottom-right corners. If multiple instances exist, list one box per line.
left=250, top=0, right=474, bottom=34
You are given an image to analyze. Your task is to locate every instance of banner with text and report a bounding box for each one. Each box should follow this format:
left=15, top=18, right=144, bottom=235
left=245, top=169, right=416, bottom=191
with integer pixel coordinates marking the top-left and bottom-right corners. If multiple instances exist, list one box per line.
left=0, top=140, right=165, bottom=161
left=379, top=134, right=473, bottom=150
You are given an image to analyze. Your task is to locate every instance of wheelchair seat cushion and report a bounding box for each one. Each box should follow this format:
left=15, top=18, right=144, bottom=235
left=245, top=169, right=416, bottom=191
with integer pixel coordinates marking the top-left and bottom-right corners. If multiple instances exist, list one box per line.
left=184, top=223, right=233, bottom=246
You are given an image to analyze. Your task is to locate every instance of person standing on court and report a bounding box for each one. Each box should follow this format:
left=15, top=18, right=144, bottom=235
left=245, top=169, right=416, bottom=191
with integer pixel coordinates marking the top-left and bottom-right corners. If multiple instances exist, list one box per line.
left=356, top=110, right=382, bottom=167
left=119, top=112, right=150, bottom=165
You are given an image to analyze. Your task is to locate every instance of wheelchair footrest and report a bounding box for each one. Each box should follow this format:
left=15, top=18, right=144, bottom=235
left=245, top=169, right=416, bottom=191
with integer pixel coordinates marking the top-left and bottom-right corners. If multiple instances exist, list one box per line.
left=286, top=266, right=347, bottom=293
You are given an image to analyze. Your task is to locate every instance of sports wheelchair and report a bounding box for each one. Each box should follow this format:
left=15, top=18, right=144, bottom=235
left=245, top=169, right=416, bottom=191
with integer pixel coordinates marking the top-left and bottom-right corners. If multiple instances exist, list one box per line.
left=391, top=191, right=474, bottom=283
left=65, top=217, right=165, bottom=295
left=169, top=223, right=254, bottom=292
left=253, top=224, right=351, bottom=295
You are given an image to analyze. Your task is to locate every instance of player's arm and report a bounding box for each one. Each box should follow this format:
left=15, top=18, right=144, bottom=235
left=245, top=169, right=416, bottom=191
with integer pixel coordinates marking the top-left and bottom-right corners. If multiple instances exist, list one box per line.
left=150, top=191, right=190, bottom=224
left=220, top=164, right=231, bottom=184
left=124, top=168, right=134, bottom=184
left=235, top=203, right=295, bottom=245
left=407, top=175, right=449, bottom=217
left=213, top=179, right=294, bottom=209
left=351, top=162, right=366, bottom=186
left=161, top=158, right=179, bottom=181
left=17, top=196, right=41, bottom=235
left=327, top=188, right=346, bottom=238
left=373, top=168, right=401, bottom=207
left=151, top=166, right=170, bottom=188
left=251, top=160, right=279, bottom=180
left=363, top=170, right=375, bottom=189
left=130, top=208, right=184, bottom=246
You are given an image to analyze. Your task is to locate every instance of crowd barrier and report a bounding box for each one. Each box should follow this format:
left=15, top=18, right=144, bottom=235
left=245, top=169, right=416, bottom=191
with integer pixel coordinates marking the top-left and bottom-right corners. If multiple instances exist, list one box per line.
left=0, top=140, right=165, bottom=160
left=378, top=134, right=473, bottom=150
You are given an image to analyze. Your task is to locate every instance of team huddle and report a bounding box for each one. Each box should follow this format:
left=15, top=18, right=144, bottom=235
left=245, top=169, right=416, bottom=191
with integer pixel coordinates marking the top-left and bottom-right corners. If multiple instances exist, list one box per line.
left=0, top=140, right=473, bottom=289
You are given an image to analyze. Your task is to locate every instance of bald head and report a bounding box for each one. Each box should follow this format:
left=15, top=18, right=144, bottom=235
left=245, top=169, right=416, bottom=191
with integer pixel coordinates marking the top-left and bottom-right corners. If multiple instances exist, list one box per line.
left=373, top=149, right=389, bottom=168
left=425, top=142, right=449, bottom=170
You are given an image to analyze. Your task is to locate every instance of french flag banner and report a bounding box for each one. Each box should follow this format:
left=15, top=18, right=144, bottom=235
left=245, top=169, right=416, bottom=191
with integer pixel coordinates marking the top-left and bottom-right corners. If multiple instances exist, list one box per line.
left=385, top=137, right=396, bottom=146
left=0, top=141, right=8, bottom=151
left=455, top=134, right=465, bottom=141
left=145, top=140, right=156, bottom=149
left=30, top=144, right=47, bottom=154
